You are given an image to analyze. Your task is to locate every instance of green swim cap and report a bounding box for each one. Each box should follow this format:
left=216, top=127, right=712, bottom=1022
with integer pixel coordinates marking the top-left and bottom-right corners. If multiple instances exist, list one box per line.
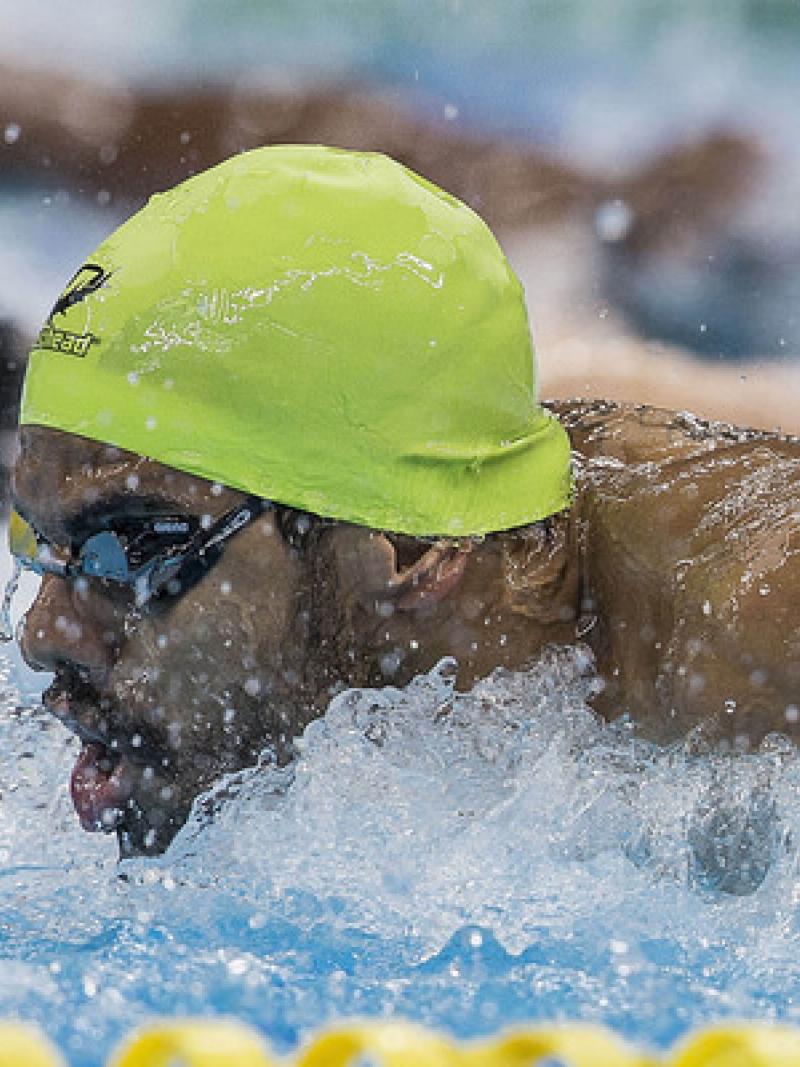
left=21, top=145, right=571, bottom=535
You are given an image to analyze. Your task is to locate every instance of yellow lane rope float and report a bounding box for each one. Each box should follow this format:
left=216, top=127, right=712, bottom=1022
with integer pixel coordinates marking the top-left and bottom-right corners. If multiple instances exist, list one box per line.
left=4, top=1020, right=800, bottom=1066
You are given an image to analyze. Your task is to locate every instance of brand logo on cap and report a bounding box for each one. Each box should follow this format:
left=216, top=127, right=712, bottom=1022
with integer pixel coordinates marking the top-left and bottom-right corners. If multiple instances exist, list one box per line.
left=35, top=262, right=111, bottom=358
left=48, top=263, right=112, bottom=320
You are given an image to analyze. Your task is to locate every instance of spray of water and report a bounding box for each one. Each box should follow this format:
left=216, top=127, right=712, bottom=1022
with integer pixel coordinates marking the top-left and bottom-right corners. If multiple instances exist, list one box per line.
left=1, top=644, right=799, bottom=1064
left=0, top=558, right=21, bottom=643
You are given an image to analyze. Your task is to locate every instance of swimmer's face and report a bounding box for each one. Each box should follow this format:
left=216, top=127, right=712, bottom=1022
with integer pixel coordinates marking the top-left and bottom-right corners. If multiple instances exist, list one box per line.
left=13, top=426, right=313, bottom=854
left=13, top=426, right=577, bottom=855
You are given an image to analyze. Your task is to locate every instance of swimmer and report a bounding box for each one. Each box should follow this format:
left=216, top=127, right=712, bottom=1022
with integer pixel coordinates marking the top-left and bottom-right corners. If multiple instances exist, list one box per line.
left=8, top=146, right=800, bottom=857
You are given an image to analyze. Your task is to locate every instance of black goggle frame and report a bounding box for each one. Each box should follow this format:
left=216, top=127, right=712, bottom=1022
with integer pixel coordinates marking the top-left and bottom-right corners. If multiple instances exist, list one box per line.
left=9, top=495, right=266, bottom=606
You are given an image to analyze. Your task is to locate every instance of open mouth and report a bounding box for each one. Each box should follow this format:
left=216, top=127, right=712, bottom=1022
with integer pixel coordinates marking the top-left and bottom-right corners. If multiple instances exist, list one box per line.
left=44, top=672, right=144, bottom=837
left=69, top=742, right=133, bottom=832
left=42, top=669, right=194, bottom=855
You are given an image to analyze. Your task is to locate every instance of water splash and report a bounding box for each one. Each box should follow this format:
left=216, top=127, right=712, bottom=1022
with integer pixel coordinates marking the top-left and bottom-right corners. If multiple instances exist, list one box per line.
left=1, top=646, right=800, bottom=1065
left=0, top=558, right=21, bottom=643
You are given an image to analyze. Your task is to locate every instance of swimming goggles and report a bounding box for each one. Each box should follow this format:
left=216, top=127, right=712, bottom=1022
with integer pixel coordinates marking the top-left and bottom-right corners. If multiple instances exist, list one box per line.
left=7, top=494, right=266, bottom=609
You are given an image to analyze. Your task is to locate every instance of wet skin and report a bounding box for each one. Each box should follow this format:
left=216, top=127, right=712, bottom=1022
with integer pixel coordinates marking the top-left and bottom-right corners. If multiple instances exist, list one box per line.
left=555, top=399, right=800, bottom=748
left=13, top=424, right=577, bottom=854
left=13, top=401, right=800, bottom=854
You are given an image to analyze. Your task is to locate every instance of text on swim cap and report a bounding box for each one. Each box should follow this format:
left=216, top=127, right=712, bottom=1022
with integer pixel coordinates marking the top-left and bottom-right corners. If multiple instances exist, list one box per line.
left=34, top=324, right=98, bottom=358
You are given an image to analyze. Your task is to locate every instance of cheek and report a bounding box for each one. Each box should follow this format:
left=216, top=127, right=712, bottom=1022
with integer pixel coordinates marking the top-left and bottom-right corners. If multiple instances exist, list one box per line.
left=108, top=596, right=251, bottom=742
left=107, top=539, right=304, bottom=755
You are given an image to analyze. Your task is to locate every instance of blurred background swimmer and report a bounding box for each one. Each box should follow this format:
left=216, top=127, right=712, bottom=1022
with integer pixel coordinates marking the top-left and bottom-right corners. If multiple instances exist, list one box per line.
left=3, top=0, right=800, bottom=520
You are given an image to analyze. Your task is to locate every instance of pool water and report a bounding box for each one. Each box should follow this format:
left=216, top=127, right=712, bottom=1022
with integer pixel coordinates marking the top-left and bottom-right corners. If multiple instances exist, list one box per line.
left=2, top=604, right=800, bottom=1065
left=3, top=6, right=800, bottom=1062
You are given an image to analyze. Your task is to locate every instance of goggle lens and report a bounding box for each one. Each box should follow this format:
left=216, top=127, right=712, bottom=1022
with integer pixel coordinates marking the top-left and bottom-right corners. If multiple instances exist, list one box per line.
left=9, top=509, right=72, bottom=576
left=7, top=495, right=264, bottom=607
left=79, top=530, right=132, bottom=581
left=8, top=510, right=181, bottom=584
left=9, top=509, right=39, bottom=568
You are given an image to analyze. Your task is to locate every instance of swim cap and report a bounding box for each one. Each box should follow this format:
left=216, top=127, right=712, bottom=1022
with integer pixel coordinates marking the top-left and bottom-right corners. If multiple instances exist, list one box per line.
left=21, top=145, right=571, bottom=536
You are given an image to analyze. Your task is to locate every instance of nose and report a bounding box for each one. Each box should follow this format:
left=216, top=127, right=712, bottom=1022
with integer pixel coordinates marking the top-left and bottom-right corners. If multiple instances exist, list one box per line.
left=19, top=573, right=122, bottom=676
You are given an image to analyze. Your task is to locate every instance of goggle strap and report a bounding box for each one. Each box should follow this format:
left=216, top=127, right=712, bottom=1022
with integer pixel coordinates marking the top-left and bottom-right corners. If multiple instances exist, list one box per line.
left=196, top=495, right=266, bottom=557
left=142, top=495, right=266, bottom=603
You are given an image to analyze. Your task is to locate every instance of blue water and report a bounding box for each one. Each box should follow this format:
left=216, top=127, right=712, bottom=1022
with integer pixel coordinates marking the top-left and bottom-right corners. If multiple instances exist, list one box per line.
left=2, top=600, right=800, bottom=1065
left=4, top=5, right=800, bottom=1063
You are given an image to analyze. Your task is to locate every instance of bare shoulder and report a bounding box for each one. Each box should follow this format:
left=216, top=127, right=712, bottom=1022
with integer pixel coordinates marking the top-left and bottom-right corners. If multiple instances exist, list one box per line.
left=546, top=398, right=800, bottom=467
left=557, top=396, right=800, bottom=555
left=556, top=399, right=800, bottom=746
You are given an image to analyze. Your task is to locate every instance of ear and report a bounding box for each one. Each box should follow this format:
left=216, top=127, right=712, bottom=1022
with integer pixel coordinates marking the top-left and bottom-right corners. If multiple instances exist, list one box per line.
left=387, top=541, right=471, bottom=611
left=318, top=526, right=471, bottom=612
left=500, top=517, right=578, bottom=624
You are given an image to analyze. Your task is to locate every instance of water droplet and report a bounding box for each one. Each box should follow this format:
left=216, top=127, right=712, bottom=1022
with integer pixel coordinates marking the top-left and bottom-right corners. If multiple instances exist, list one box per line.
left=379, top=650, right=403, bottom=677
left=595, top=199, right=633, bottom=242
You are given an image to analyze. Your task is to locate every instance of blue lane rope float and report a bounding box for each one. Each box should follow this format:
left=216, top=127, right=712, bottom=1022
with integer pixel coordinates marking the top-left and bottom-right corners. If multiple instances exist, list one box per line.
left=5, top=1020, right=800, bottom=1066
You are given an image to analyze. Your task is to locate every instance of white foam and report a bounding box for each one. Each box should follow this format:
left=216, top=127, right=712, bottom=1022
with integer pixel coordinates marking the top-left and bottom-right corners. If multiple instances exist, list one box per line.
left=142, top=648, right=800, bottom=956
left=1, top=636, right=799, bottom=1052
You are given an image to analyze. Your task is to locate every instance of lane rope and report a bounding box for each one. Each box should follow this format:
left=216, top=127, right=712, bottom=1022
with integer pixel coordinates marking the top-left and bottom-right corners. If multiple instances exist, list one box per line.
left=6, top=1020, right=800, bottom=1065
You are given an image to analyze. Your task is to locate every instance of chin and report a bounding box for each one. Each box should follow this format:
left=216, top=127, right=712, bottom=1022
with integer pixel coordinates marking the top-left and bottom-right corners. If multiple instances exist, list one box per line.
left=68, top=740, right=193, bottom=857
left=115, top=796, right=193, bottom=857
